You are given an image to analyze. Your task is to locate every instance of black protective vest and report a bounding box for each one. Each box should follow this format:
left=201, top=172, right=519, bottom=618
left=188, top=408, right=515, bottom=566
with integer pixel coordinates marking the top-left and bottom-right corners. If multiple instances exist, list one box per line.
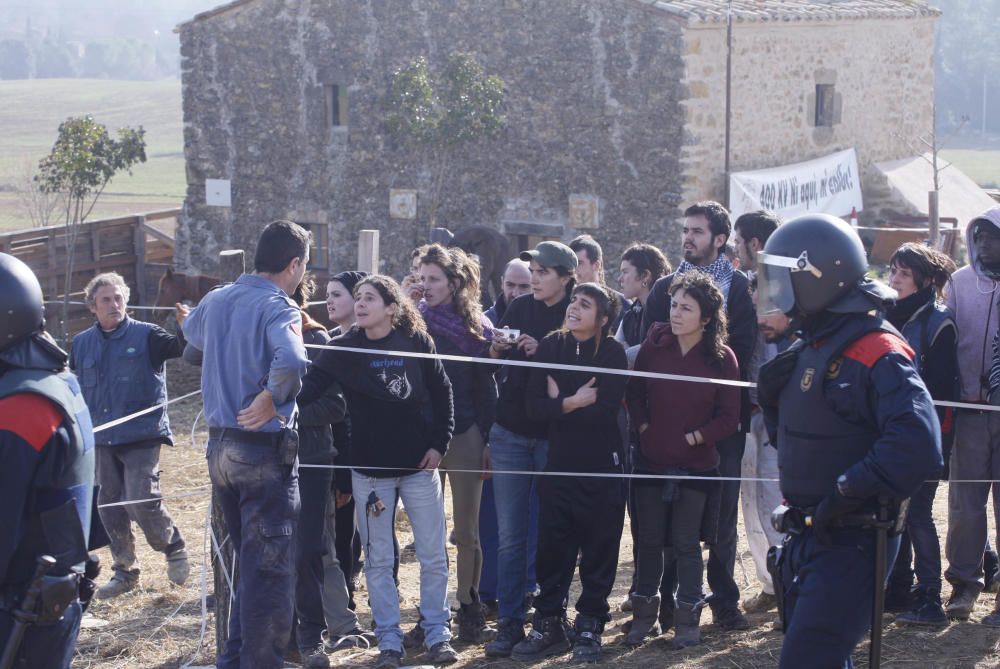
left=0, top=368, right=95, bottom=584
left=777, top=315, right=897, bottom=507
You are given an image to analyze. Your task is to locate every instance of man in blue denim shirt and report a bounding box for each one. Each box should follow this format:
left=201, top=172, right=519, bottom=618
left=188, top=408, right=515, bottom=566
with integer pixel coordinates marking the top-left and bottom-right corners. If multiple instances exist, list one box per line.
left=182, top=220, right=311, bottom=669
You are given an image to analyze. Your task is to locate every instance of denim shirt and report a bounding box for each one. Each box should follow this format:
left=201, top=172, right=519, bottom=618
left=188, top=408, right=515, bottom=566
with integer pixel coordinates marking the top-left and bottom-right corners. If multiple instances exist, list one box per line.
left=182, top=273, right=309, bottom=431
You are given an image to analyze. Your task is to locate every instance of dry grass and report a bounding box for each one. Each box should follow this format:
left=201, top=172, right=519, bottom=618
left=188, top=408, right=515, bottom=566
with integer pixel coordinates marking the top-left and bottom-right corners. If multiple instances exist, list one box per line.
left=73, top=359, right=1000, bottom=668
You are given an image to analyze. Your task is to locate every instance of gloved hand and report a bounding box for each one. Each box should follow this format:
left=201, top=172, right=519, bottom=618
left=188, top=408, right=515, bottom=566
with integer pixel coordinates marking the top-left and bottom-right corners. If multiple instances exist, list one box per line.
left=811, top=492, right=866, bottom=545
left=757, top=340, right=803, bottom=409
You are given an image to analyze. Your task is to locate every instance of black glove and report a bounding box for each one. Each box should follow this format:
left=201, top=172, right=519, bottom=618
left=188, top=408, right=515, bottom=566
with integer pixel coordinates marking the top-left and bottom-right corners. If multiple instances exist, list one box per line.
left=78, top=554, right=101, bottom=613
left=757, top=340, right=803, bottom=409
left=811, top=492, right=866, bottom=545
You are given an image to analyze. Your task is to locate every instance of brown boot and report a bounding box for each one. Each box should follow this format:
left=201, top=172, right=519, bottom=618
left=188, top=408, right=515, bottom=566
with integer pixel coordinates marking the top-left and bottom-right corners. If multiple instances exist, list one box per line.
left=623, top=594, right=661, bottom=646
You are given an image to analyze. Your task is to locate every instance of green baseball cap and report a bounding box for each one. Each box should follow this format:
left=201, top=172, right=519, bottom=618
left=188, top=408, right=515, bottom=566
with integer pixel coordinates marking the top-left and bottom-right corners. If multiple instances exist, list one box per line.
left=519, top=241, right=579, bottom=271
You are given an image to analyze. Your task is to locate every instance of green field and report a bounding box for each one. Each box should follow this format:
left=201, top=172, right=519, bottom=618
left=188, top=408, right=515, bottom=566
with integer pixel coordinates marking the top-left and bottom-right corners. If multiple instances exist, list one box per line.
left=0, top=78, right=185, bottom=230
left=939, top=148, right=1000, bottom=189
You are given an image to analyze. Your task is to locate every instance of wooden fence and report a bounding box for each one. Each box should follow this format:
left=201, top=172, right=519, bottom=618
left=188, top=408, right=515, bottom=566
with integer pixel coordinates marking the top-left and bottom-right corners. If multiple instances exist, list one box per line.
left=0, top=208, right=179, bottom=340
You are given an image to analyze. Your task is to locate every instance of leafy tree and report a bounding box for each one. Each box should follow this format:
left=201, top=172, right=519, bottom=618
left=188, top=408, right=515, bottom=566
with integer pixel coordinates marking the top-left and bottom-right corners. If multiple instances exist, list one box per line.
left=36, top=116, right=147, bottom=338
left=385, top=53, right=505, bottom=231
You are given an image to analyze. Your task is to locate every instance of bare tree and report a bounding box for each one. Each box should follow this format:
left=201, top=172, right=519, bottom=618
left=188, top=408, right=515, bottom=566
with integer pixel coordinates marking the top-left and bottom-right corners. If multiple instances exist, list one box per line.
left=15, top=156, right=64, bottom=228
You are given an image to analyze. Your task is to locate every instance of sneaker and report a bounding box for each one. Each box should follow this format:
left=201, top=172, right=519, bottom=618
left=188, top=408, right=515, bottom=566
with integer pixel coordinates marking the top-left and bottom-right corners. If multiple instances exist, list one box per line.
left=374, top=648, right=404, bottom=669
left=895, top=599, right=948, bottom=627
left=711, top=605, right=750, bottom=631
left=402, top=619, right=425, bottom=649
left=510, top=616, right=570, bottom=661
left=485, top=617, right=525, bottom=658
left=945, top=585, right=981, bottom=621
left=742, top=591, right=777, bottom=614
left=166, top=547, right=190, bottom=586
left=300, top=643, right=331, bottom=668
left=96, top=572, right=138, bottom=600
left=325, top=627, right=378, bottom=652
left=426, top=640, right=459, bottom=664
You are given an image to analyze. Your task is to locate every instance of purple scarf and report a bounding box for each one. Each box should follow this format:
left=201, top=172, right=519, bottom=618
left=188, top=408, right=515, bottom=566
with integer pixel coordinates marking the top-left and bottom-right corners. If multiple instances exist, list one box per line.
left=419, top=301, right=493, bottom=355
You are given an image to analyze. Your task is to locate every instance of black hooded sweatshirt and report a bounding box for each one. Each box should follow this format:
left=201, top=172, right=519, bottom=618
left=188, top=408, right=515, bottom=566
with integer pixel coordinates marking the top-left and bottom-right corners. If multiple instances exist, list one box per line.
left=299, top=327, right=454, bottom=478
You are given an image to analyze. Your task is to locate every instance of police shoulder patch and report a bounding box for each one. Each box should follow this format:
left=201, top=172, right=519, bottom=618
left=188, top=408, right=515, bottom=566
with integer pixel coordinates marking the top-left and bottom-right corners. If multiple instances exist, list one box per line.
left=842, top=332, right=915, bottom=368
left=0, top=393, right=63, bottom=452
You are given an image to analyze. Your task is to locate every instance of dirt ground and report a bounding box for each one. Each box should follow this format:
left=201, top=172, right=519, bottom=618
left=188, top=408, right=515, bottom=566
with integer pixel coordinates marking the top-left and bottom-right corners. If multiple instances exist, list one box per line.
left=72, top=359, right=1000, bottom=668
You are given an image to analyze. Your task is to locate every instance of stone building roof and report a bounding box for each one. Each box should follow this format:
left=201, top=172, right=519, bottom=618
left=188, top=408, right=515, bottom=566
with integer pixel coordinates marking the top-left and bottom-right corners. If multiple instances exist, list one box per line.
left=178, top=0, right=939, bottom=30
left=641, top=0, right=939, bottom=23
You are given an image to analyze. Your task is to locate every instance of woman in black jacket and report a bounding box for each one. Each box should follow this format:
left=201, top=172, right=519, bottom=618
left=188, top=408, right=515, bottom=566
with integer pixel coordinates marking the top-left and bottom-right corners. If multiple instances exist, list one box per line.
left=299, top=275, right=457, bottom=669
left=416, top=245, right=497, bottom=644
left=483, top=241, right=577, bottom=658
left=886, top=243, right=958, bottom=626
left=510, top=283, right=627, bottom=663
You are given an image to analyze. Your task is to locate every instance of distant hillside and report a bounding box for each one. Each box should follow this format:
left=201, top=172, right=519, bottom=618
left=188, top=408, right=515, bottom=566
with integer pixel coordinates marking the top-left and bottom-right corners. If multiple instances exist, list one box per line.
left=0, top=78, right=185, bottom=230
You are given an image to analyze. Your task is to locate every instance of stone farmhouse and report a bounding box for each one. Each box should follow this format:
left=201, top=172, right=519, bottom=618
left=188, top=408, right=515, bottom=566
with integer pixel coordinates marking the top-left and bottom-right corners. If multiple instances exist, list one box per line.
left=175, top=0, right=939, bottom=278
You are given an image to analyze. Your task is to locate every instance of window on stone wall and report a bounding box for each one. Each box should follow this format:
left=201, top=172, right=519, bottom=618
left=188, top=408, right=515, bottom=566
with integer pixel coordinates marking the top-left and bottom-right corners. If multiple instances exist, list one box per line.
left=297, top=222, right=330, bottom=272
left=815, top=84, right=835, bottom=127
left=325, top=84, right=348, bottom=128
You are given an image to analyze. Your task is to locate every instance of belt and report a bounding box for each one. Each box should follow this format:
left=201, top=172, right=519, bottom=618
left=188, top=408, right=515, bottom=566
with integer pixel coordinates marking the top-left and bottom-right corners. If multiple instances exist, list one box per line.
left=208, top=427, right=281, bottom=447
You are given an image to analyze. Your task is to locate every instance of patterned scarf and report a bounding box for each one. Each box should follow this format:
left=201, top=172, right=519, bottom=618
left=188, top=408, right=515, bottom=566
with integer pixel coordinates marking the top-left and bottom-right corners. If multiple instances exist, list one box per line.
left=419, top=301, right=492, bottom=355
left=676, top=253, right=734, bottom=298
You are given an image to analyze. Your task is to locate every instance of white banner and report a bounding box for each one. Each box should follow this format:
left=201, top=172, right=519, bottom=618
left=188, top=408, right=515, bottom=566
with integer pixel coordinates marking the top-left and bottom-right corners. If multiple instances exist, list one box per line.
left=728, top=148, right=863, bottom=221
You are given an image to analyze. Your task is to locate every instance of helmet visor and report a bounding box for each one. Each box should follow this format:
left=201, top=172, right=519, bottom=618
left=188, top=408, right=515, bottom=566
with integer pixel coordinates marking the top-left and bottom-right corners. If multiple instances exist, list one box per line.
left=756, top=255, right=797, bottom=315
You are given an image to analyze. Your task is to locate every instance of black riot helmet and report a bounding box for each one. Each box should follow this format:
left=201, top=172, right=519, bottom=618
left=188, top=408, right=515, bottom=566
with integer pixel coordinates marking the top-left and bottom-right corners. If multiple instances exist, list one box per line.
left=756, top=214, right=869, bottom=316
left=0, top=253, right=45, bottom=351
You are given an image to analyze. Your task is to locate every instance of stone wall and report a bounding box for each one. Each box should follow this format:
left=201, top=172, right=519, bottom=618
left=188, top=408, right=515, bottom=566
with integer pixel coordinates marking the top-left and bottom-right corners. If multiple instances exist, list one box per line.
left=680, top=16, right=937, bottom=221
left=176, top=0, right=688, bottom=278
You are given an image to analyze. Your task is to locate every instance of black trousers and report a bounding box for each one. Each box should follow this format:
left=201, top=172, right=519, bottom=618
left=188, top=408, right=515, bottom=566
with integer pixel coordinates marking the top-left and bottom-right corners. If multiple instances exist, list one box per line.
left=533, top=475, right=626, bottom=623
left=295, top=465, right=333, bottom=649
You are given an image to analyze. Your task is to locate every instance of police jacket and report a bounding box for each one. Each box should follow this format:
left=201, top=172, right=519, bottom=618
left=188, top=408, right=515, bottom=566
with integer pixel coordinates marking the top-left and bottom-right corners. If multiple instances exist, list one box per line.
left=766, top=313, right=942, bottom=508
left=0, top=359, right=95, bottom=590
left=71, top=316, right=178, bottom=446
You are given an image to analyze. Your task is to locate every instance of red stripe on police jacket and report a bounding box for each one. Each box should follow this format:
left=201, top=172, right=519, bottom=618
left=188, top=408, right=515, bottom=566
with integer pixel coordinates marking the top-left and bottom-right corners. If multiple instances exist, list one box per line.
left=0, top=393, right=62, bottom=452
left=842, top=332, right=916, bottom=369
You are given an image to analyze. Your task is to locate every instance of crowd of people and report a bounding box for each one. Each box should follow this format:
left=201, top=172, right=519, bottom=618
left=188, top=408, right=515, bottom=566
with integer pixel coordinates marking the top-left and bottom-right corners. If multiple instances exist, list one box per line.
left=3, top=201, right=1000, bottom=669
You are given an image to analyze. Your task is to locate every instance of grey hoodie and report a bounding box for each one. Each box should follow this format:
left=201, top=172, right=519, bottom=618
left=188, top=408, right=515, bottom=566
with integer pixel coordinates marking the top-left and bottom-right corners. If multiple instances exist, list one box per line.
left=944, top=206, right=1000, bottom=401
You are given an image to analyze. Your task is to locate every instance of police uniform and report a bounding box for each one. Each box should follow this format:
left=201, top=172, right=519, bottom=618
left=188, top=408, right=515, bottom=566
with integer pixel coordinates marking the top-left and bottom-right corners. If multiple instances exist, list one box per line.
left=756, top=215, right=942, bottom=669
left=0, top=252, right=100, bottom=669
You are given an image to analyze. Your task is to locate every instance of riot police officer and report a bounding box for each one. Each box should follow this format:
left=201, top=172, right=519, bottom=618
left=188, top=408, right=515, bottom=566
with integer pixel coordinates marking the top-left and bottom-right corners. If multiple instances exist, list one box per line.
left=755, top=215, right=942, bottom=669
left=0, top=253, right=101, bottom=668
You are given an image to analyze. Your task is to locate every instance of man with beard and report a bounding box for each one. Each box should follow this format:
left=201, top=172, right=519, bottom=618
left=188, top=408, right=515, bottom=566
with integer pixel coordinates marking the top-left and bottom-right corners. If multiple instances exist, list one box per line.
left=642, top=201, right=756, bottom=631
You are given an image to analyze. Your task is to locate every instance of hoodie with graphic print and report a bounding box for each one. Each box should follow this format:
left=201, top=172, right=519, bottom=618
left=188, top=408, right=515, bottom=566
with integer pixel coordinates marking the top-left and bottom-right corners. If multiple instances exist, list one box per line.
left=299, top=327, right=454, bottom=478
left=945, top=206, right=1000, bottom=402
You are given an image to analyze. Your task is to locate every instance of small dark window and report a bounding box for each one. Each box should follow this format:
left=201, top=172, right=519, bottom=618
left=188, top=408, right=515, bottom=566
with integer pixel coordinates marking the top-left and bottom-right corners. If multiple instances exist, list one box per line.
left=325, top=84, right=348, bottom=128
left=815, top=84, right=835, bottom=127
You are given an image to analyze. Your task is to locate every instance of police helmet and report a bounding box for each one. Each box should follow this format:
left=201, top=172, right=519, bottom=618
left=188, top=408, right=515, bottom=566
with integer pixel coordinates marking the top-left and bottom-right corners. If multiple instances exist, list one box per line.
left=0, top=253, right=45, bottom=351
left=756, top=214, right=868, bottom=316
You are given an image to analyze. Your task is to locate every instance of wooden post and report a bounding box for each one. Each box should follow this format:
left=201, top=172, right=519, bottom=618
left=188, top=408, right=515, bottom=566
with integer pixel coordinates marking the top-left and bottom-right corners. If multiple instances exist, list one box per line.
left=928, top=190, right=940, bottom=250
left=211, top=248, right=244, bottom=656
left=218, top=249, right=245, bottom=282
left=358, top=230, right=379, bottom=274
left=133, top=216, right=146, bottom=306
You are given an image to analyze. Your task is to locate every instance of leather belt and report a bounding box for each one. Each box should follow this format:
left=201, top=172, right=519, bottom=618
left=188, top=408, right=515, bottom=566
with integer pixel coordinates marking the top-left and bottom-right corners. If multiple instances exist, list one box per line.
left=208, top=427, right=281, bottom=447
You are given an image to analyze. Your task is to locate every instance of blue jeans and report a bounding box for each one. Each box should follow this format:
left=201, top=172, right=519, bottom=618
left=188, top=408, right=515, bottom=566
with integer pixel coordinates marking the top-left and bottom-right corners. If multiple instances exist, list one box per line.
left=352, top=470, right=451, bottom=652
left=479, top=478, right=538, bottom=601
left=489, top=423, right=548, bottom=622
left=207, top=435, right=300, bottom=669
left=780, top=528, right=900, bottom=669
